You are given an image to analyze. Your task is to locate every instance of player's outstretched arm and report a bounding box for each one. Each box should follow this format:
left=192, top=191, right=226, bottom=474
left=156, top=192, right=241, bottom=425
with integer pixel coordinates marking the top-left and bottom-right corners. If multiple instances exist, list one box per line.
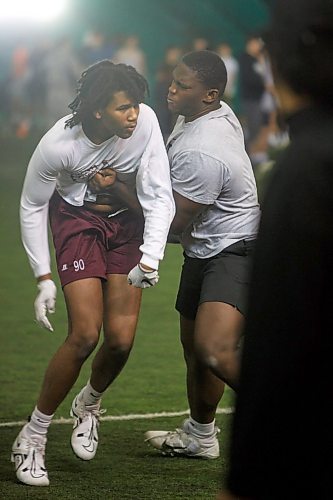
left=134, top=107, right=176, bottom=272
left=20, top=143, right=59, bottom=332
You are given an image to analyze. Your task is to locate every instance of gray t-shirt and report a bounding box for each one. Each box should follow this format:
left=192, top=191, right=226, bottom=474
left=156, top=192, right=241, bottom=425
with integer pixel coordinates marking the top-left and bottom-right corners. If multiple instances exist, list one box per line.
left=167, top=102, right=260, bottom=258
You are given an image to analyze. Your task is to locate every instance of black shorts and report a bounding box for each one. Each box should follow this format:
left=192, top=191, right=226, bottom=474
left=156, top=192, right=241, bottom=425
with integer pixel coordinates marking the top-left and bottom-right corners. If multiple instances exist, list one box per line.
left=176, top=239, right=256, bottom=320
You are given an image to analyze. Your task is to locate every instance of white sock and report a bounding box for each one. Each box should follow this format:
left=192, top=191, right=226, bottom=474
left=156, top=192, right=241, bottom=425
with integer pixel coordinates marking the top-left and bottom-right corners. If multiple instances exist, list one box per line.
left=25, top=407, right=53, bottom=438
left=81, top=381, right=104, bottom=406
left=188, top=416, right=215, bottom=438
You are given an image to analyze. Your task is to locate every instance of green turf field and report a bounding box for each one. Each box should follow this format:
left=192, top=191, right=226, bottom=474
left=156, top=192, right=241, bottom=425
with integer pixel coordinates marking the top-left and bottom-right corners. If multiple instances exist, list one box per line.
left=0, top=134, right=235, bottom=499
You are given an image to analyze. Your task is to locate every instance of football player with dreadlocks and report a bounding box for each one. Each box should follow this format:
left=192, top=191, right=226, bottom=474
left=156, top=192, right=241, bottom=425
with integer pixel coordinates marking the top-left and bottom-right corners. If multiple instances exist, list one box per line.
left=12, top=60, right=175, bottom=486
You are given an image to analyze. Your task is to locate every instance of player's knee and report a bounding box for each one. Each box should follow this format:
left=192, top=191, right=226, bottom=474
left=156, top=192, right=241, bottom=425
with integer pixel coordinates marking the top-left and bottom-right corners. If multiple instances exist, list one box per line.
left=195, top=344, right=213, bottom=368
left=104, top=336, right=134, bottom=360
left=66, top=329, right=100, bottom=360
left=196, top=339, right=239, bottom=386
left=194, top=337, right=227, bottom=369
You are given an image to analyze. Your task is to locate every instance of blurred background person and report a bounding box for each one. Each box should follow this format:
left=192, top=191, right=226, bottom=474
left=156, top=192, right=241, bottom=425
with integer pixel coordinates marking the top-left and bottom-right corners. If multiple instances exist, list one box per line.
left=238, top=34, right=266, bottom=167
left=42, top=36, right=82, bottom=128
left=9, top=40, right=31, bottom=138
left=80, top=29, right=118, bottom=67
left=26, top=36, right=51, bottom=133
left=113, top=35, right=147, bottom=77
left=191, top=36, right=211, bottom=51
left=216, top=42, right=239, bottom=108
left=247, top=47, right=278, bottom=167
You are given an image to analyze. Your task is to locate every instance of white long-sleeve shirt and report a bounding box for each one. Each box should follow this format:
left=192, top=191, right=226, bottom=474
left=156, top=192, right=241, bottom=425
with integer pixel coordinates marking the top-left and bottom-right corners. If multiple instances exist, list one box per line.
left=20, top=103, right=175, bottom=277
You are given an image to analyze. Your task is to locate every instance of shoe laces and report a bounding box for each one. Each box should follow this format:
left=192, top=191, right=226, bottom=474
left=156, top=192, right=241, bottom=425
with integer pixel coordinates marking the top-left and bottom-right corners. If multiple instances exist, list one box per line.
left=76, top=399, right=106, bottom=420
left=27, top=435, right=46, bottom=455
left=165, top=425, right=220, bottom=452
left=87, top=407, right=106, bottom=420
left=165, top=428, right=196, bottom=447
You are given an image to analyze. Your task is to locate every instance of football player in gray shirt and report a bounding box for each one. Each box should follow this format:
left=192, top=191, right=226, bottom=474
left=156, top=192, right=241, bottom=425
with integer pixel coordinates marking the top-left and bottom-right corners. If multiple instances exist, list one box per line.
left=145, top=50, right=260, bottom=459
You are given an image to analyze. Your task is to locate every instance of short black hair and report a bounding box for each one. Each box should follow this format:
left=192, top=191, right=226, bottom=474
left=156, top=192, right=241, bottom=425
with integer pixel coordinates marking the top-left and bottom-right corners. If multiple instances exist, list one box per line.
left=182, top=50, right=227, bottom=98
left=266, top=0, right=333, bottom=104
left=245, top=32, right=263, bottom=43
left=65, top=60, right=149, bottom=128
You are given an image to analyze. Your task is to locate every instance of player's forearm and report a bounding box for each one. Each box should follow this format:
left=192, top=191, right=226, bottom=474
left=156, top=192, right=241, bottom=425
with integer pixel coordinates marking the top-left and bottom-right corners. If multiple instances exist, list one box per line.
left=137, top=161, right=175, bottom=267
left=136, top=112, right=176, bottom=267
left=20, top=199, right=52, bottom=278
left=139, top=195, right=175, bottom=269
left=20, top=150, right=58, bottom=278
left=110, top=182, right=143, bottom=215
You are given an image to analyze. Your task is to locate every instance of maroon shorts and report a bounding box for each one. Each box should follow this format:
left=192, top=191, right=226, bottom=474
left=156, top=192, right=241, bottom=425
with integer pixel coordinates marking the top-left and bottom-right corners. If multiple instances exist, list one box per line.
left=49, top=191, right=144, bottom=287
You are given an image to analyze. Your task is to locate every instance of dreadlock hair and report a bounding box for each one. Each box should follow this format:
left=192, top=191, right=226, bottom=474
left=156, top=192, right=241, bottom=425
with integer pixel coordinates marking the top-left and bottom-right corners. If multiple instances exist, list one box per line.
left=65, top=60, right=149, bottom=128
left=182, top=50, right=227, bottom=98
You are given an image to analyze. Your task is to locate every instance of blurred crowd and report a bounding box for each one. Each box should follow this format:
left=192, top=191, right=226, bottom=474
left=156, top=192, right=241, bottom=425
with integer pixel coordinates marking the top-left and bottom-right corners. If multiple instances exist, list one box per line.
left=0, top=30, right=288, bottom=168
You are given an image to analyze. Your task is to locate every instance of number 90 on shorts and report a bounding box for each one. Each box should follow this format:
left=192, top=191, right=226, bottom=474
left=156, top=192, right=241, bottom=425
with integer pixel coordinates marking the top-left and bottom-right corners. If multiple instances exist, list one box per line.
left=73, top=259, right=85, bottom=272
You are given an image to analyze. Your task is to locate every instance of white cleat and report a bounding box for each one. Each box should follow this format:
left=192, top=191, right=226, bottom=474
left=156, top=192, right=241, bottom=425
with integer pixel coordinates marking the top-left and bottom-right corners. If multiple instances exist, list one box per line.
left=11, top=424, right=49, bottom=486
left=145, top=419, right=220, bottom=459
left=70, top=391, right=105, bottom=461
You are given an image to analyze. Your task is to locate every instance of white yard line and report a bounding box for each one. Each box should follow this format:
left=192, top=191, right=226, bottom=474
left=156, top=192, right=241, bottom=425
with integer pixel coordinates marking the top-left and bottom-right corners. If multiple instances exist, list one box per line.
left=0, top=407, right=234, bottom=428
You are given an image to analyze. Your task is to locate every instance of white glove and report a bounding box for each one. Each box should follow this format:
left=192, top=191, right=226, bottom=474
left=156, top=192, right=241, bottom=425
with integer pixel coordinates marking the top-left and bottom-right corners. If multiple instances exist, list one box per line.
left=34, top=279, right=57, bottom=332
left=127, top=264, right=159, bottom=289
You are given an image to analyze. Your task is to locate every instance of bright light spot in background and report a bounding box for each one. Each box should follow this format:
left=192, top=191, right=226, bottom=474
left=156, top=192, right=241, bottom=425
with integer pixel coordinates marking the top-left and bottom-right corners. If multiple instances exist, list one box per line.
left=0, top=0, right=68, bottom=22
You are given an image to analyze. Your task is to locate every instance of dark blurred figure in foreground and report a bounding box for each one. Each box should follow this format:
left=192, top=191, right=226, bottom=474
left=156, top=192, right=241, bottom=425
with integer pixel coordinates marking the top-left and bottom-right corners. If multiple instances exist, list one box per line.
left=219, top=0, right=333, bottom=498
